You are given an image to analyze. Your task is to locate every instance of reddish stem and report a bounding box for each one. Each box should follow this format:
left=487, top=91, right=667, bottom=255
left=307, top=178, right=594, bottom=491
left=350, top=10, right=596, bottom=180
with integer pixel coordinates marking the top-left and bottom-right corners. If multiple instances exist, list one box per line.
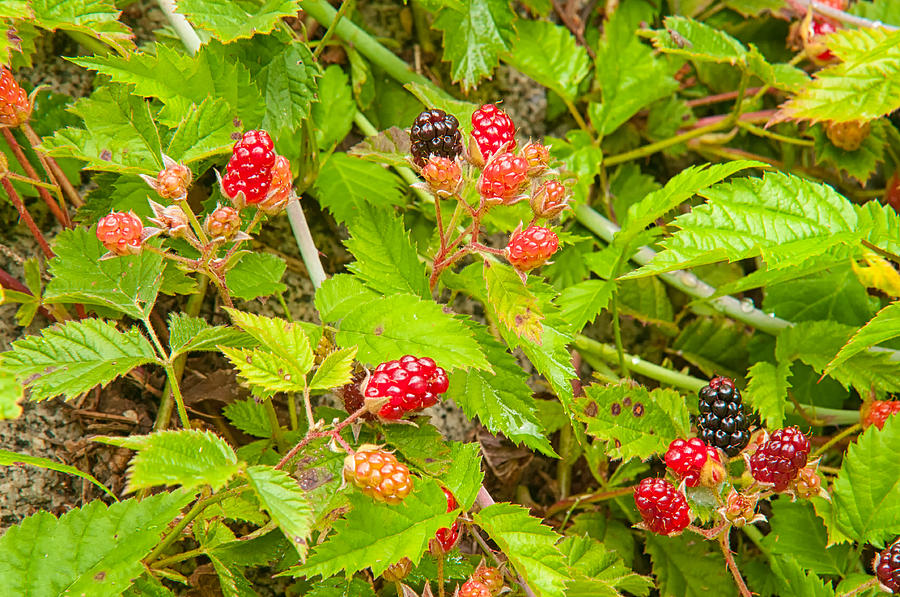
left=1, top=176, right=54, bottom=259
left=719, top=529, right=752, bottom=597
left=691, top=109, right=776, bottom=130
left=0, top=266, right=54, bottom=320
left=274, top=406, right=368, bottom=470
left=21, top=123, right=84, bottom=208
left=686, top=88, right=765, bottom=108
left=1, top=128, right=70, bottom=227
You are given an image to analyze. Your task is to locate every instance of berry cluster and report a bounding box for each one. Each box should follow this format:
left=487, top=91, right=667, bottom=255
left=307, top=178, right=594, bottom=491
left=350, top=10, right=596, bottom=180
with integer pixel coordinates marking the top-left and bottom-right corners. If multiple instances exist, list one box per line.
left=343, top=445, right=413, bottom=504
left=96, top=211, right=144, bottom=256
left=0, top=66, right=30, bottom=126
left=634, top=477, right=691, bottom=536
left=697, top=377, right=751, bottom=457
left=364, top=355, right=449, bottom=420
left=748, top=426, right=811, bottom=491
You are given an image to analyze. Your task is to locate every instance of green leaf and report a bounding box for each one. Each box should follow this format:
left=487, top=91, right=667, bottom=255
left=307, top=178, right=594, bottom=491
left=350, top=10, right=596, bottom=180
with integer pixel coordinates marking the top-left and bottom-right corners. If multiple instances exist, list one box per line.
left=44, top=227, right=163, bottom=319
left=763, top=500, right=852, bottom=576
left=833, top=415, right=900, bottom=544
left=474, top=503, right=570, bottom=597
left=314, top=153, right=406, bottom=224
left=223, top=398, right=272, bottom=438
left=558, top=279, right=615, bottom=331
left=29, top=0, right=134, bottom=55
left=744, top=360, right=792, bottom=429
left=168, top=313, right=252, bottom=358
left=97, top=430, right=241, bottom=492
left=208, top=552, right=257, bottom=597
left=336, top=293, right=490, bottom=372
left=0, top=369, right=23, bottom=420
left=437, top=442, right=484, bottom=510
left=312, top=65, right=355, bottom=150
left=504, top=19, right=590, bottom=102
left=483, top=259, right=544, bottom=344
left=225, top=309, right=315, bottom=374
left=226, top=252, right=287, bottom=301
left=432, top=0, right=515, bottom=90
left=41, top=84, right=164, bottom=175
left=0, top=319, right=157, bottom=402
left=514, top=321, right=577, bottom=415
left=315, top=274, right=380, bottom=322
left=775, top=28, right=900, bottom=123
left=345, top=203, right=429, bottom=298
left=177, top=0, right=300, bottom=42
left=559, top=535, right=653, bottom=597
left=382, top=420, right=452, bottom=476
left=297, top=478, right=458, bottom=578
left=220, top=346, right=310, bottom=398
left=825, top=302, right=900, bottom=375
left=0, top=449, right=115, bottom=499
left=770, top=558, right=836, bottom=597
left=625, top=172, right=859, bottom=278
left=347, top=125, right=412, bottom=170
left=590, top=5, right=680, bottom=135
left=575, top=382, right=691, bottom=461
left=645, top=534, right=736, bottom=597
left=0, top=491, right=193, bottom=595
left=72, top=42, right=264, bottom=129
left=777, top=321, right=900, bottom=395
left=310, top=347, right=358, bottom=391
left=762, top=264, right=875, bottom=327
left=447, top=325, right=554, bottom=456
left=165, top=97, right=236, bottom=165
left=246, top=465, right=314, bottom=558
left=617, top=160, right=767, bottom=249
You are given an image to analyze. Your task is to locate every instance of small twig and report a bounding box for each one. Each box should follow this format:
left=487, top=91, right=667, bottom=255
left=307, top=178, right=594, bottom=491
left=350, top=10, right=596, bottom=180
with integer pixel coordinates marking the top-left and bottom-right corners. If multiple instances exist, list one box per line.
left=20, top=123, right=83, bottom=208
left=811, top=423, right=861, bottom=458
left=1, top=128, right=70, bottom=226
left=1, top=177, right=54, bottom=258
left=837, top=577, right=880, bottom=597
left=274, top=406, right=368, bottom=470
left=544, top=485, right=635, bottom=517
left=312, top=0, right=355, bottom=60
left=719, top=530, right=752, bottom=597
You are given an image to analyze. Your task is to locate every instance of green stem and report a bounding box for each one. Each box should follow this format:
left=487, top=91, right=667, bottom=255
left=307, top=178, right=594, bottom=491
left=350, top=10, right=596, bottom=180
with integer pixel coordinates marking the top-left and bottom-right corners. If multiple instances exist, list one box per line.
left=811, top=423, right=861, bottom=458
left=276, top=291, right=294, bottom=322
left=150, top=546, right=205, bottom=569
left=287, top=392, right=299, bottom=432
left=164, top=363, right=191, bottom=429
left=142, top=317, right=169, bottom=361
left=556, top=424, right=575, bottom=500
left=604, top=119, right=731, bottom=166
left=719, top=530, right=753, bottom=597
left=178, top=199, right=209, bottom=247
left=265, top=399, right=287, bottom=451
left=737, top=121, right=814, bottom=146
left=300, top=0, right=448, bottom=96
left=610, top=289, right=628, bottom=377
left=312, top=0, right=355, bottom=60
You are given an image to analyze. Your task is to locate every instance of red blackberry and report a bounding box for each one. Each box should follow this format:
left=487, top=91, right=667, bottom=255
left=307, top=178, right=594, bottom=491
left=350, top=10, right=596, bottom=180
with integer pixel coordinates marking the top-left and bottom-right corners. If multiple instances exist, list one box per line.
left=459, top=580, right=492, bottom=597
left=506, top=225, right=559, bottom=272
left=96, top=211, right=144, bottom=256
left=222, top=130, right=276, bottom=204
left=432, top=487, right=460, bottom=553
left=364, top=355, right=449, bottom=420
left=634, top=477, right=691, bottom=536
left=0, top=66, right=30, bottom=126
left=864, top=400, right=900, bottom=430
left=471, top=566, right=504, bottom=595
left=664, top=438, right=722, bottom=487
left=471, top=104, right=516, bottom=160
left=477, top=152, right=529, bottom=202
left=749, top=426, right=810, bottom=491
left=697, top=377, right=751, bottom=457
left=410, top=109, right=462, bottom=167
left=876, top=541, right=900, bottom=593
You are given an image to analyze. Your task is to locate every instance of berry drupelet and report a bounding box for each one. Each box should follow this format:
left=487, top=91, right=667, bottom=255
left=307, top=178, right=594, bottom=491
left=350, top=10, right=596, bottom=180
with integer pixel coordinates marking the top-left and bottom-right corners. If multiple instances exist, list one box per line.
left=697, top=376, right=751, bottom=457
left=410, top=109, right=463, bottom=166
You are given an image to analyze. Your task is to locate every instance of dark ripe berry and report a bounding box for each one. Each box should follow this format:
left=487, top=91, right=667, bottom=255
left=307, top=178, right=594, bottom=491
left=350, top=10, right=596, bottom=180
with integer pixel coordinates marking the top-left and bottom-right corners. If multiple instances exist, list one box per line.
left=222, top=130, right=276, bottom=204
left=471, top=566, right=504, bottom=595
left=477, top=152, right=529, bottom=202
left=433, top=487, right=460, bottom=553
left=749, top=426, right=811, bottom=491
left=459, top=580, right=493, bottom=597
left=825, top=120, right=871, bottom=152
left=471, top=104, right=516, bottom=160
left=634, top=477, right=691, bottom=536
left=96, top=211, right=144, bottom=256
left=697, top=376, right=751, bottom=457
left=506, top=225, right=559, bottom=271
left=365, top=355, right=449, bottom=420
left=343, top=445, right=413, bottom=504
left=664, top=438, right=721, bottom=487
left=410, top=109, right=462, bottom=166
left=876, top=541, right=900, bottom=593
left=864, top=400, right=900, bottom=430
left=0, top=66, right=30, bottom=126
left=885, top=174, right=900, bottom=214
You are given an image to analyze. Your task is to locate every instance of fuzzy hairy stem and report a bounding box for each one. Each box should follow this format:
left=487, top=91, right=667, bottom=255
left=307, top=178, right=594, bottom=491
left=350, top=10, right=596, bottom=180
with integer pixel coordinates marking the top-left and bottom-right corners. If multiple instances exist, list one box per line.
left=2, top=128, right=70, bottom=226
left=20, top=123, right=83, bottom=208
left=286, top=199, right=328, bottom=289
left=1, top=176, right=54, bottom=259
left=719, top=530, right=753, bottom=597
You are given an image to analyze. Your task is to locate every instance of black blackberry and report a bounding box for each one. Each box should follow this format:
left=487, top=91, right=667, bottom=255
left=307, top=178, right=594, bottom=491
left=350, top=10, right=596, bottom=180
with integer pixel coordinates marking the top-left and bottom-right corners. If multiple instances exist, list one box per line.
left=876, top=540, right=900, bottom=593
left=697, top=377, right=751, bottom=457
left=410, top=109, right=462, bottom=166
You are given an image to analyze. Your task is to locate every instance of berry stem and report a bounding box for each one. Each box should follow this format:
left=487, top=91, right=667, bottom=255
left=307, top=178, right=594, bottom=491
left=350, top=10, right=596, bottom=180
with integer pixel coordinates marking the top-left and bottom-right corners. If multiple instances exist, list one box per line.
left=1, top=176, right=55, bottom=259
left=544, top=485, right=635, bottom=517
left=718, top=530, right=753, bottom=597
left=1, top=128, right=70, bottom=227
left=837, top=577, right=881, bottom=597
left=164, top=362, right=191, bottom=429
left=436, top=553, right=445, bottom=597
left=177, top=198, right=210, bottom=247
left=285, top=199, right=329, bottom=290
left=274, top=406, right=368, bottom=470
left=264, top=398, right=288, bottom=451
left=609, top=288, right=629, bottom=377
left=20, top=123, right=83, bottom=208
left=811, top=423, right=861, bottom=458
